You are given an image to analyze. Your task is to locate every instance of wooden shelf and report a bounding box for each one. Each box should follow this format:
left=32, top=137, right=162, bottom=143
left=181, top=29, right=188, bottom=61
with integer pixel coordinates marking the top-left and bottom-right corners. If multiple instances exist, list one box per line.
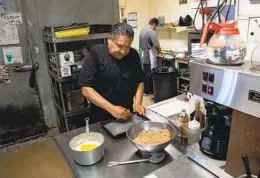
left=157, top=26, right=193, bottom=33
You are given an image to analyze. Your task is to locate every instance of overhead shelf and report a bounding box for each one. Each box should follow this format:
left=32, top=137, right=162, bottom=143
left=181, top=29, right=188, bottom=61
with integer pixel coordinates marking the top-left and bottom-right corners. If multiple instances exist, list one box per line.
left=157, top=26, right=193, bottom=33
left=43, top=33, right=109, bottom=43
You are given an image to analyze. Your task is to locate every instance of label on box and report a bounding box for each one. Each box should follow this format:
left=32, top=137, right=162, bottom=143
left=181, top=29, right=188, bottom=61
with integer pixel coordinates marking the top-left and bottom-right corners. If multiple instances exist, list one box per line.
left=59, top=51, right=74, bottom=67
left=248, top=90, right=260, bottom=103
left=60, top=66, right=71, bottom=77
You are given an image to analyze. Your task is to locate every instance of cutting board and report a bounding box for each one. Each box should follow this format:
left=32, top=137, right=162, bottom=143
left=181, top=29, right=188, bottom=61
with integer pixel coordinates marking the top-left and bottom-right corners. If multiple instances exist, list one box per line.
left=101, top=113, right=149, bottom=139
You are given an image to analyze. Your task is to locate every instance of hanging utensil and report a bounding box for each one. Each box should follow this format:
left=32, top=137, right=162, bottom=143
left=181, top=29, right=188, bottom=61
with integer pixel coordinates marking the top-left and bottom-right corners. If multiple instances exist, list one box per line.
left=85, top=117, right=90, bottom=134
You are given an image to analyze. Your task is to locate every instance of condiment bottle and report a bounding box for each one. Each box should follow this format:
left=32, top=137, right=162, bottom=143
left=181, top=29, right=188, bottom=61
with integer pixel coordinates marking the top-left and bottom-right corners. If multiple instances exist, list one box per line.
left=188, top=120, right=201, bottom=145
left=190, top=100, right=206, bottom=129
left=179, top=109, right=189, bottom=145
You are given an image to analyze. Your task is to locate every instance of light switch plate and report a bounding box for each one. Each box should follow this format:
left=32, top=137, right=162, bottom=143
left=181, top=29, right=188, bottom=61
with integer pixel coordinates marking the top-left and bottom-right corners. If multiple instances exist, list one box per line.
left=247, top=17, right=260, bottom=43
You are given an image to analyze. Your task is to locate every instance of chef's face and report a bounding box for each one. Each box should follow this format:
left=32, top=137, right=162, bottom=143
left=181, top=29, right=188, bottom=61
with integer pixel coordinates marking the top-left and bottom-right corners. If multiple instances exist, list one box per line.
left=108, top=35, right=133, bottom=60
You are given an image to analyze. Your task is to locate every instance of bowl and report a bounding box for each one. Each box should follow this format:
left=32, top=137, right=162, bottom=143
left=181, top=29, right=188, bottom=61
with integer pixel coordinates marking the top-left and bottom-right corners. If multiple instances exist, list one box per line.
left=69, top=132, right=105, bottom=165
left=126, top=121, right=175, bottom=153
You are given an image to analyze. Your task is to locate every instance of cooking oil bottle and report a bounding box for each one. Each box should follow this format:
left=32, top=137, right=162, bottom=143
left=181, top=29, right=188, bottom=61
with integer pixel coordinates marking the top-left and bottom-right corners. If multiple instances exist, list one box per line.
left=179, top=109, right=189, bottom=145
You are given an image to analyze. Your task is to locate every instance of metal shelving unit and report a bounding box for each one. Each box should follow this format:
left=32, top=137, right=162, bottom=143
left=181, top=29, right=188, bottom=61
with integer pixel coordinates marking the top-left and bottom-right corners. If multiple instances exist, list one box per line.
left=177, top=90, right=186, bottom=94
left=43, top=33, right=109, bottom=43
left=175, top=58, right=190, bottom=95
left=42, top=25, right=109, bottom=132
left=49, top=70, right=80, bottom=83
left=179, top=76, right=190, bottom=81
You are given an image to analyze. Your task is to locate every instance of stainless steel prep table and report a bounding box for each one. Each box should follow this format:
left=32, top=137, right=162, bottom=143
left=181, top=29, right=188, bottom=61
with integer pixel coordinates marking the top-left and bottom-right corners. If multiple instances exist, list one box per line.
left=54, top=121, right=186, bottom=178
left=54, top=121, right=217, bottom=178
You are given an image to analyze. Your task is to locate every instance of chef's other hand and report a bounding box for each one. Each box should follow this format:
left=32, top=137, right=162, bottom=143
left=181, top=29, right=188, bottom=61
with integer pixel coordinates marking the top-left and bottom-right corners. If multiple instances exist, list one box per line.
left=110, top=106, right=131, bottom=119
left=135, top=104, right=146, bottom=115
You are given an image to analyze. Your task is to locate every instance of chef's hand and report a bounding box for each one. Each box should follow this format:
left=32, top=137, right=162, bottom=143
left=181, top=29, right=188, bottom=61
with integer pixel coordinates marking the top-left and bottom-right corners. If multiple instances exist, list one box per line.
left=135, top=104, right=146, bottom=115
left=109, top=106, right=131, bottom=119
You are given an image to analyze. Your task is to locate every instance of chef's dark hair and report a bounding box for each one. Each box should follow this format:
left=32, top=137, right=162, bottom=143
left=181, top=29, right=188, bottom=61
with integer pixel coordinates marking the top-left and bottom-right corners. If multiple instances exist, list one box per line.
left=149, top=18, right=159, bottom=26
left=110, top=23, right=134, bottom=39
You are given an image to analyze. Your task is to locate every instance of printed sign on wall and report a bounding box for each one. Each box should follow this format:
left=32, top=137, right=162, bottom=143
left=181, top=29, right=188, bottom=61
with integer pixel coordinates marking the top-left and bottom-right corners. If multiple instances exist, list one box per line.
left=2, top=12, right=23, bottom=25
left=0, top=18, right=19, bottom=45
left=2, top=47, right=23, bottom=65
left=128, top=12, right=138, bottom=28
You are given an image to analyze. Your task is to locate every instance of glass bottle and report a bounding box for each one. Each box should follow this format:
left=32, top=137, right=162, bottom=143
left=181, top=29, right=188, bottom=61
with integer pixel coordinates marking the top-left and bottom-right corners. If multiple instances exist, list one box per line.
left=190, top=100, right=206, bottom=129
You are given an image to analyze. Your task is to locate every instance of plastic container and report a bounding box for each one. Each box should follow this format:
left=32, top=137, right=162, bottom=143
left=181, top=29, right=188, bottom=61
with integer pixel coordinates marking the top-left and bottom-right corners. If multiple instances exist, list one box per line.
left=188, top=120, right=201, bottom=145
left=152, top=66, right=178, bottom=103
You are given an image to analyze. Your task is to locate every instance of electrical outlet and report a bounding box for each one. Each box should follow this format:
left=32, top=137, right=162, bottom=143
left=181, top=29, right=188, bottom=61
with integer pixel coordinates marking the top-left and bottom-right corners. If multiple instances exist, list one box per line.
left=247, top=17, right=260, bottom=43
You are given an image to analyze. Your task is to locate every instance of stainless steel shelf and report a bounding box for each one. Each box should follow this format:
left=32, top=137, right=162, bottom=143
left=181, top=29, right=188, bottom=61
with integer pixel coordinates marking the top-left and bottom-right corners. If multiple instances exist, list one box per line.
left=49, top=70, right=79, bottom=82
left=179, top=76, right=190, bottom=81
left=53, top=99, right=90, bottom=117
left=43, top=33, right=109, bottom=43
left=178, top=90, right=187, bottom=94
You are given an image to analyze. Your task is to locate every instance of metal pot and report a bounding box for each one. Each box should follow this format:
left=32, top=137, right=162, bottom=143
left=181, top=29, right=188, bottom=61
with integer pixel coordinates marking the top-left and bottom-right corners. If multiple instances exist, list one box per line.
left=126, top=121, right=175, bottom=153
left=69, top=132, right=105, bottom=165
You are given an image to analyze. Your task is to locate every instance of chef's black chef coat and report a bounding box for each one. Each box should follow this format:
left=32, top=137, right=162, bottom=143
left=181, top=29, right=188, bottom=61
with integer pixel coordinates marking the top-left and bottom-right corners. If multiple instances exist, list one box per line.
left=79, top=44, right=145, bottom=123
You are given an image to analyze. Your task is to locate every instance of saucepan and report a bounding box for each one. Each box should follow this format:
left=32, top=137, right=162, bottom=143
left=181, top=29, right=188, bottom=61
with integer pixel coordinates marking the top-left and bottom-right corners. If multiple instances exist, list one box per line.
left=69, top=118, right=105, bottom=165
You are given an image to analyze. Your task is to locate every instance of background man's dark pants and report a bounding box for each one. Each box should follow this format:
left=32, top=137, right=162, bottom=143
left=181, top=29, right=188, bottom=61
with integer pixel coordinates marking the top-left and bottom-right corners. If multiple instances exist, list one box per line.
left=143, top=64, right=153, bottom=94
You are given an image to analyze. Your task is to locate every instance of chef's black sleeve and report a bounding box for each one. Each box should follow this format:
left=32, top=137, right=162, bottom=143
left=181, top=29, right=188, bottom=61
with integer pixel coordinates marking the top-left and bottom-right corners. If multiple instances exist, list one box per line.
left=78, top=50, right=98, bottom=88
left=134, top=50, right=145, bottom=84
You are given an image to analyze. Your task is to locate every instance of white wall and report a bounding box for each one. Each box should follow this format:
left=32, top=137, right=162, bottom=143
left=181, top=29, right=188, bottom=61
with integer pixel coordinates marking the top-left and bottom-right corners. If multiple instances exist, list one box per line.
left=119, top=0, right=150, bottom=49
left=237, top=0, right=260, bottom=61
left=119, top=0, right=198, bottom=51
left=150, top=0, right=192, bottom=51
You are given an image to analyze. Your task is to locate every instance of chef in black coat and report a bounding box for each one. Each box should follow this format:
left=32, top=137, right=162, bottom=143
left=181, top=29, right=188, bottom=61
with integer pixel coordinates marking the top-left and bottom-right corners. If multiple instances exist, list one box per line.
left=79, top=23, right=145, bottom=123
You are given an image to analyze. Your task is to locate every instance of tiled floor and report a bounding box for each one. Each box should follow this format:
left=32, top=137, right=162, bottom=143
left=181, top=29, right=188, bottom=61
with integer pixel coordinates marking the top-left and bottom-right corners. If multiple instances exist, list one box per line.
left=0, top=96, right=154, bottom=178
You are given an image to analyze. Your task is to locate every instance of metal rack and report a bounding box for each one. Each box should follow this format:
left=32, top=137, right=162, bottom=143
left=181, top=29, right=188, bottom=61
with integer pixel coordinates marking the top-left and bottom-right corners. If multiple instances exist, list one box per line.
left=42, top=27, right=108, bottom=132
left=175, top=58, right=190, bottom=95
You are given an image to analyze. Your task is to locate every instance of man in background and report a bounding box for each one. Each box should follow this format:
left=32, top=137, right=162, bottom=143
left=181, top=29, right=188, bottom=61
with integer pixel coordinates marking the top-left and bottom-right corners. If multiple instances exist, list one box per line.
left=139, top=18, right=161, bottom=95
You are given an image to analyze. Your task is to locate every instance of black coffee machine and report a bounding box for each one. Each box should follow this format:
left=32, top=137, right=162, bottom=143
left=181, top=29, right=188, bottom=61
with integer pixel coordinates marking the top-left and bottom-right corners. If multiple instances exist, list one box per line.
left=199, top=101, right=232, bottom=160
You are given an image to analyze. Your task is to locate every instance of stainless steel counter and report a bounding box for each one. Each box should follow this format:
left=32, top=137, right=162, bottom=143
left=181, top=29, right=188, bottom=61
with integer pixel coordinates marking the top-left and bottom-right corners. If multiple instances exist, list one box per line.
left=54, top=121, right=219, bottom=178
left=54, top=121, right=186, bottom=178
left=54, top=95, right=226, bottom=178
left=145, top=156, right=216, bottom=178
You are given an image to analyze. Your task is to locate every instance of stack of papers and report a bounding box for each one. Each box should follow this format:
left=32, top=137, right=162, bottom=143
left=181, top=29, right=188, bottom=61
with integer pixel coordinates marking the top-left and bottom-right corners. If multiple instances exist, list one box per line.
left=191, top=43, right=208, bottom=60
